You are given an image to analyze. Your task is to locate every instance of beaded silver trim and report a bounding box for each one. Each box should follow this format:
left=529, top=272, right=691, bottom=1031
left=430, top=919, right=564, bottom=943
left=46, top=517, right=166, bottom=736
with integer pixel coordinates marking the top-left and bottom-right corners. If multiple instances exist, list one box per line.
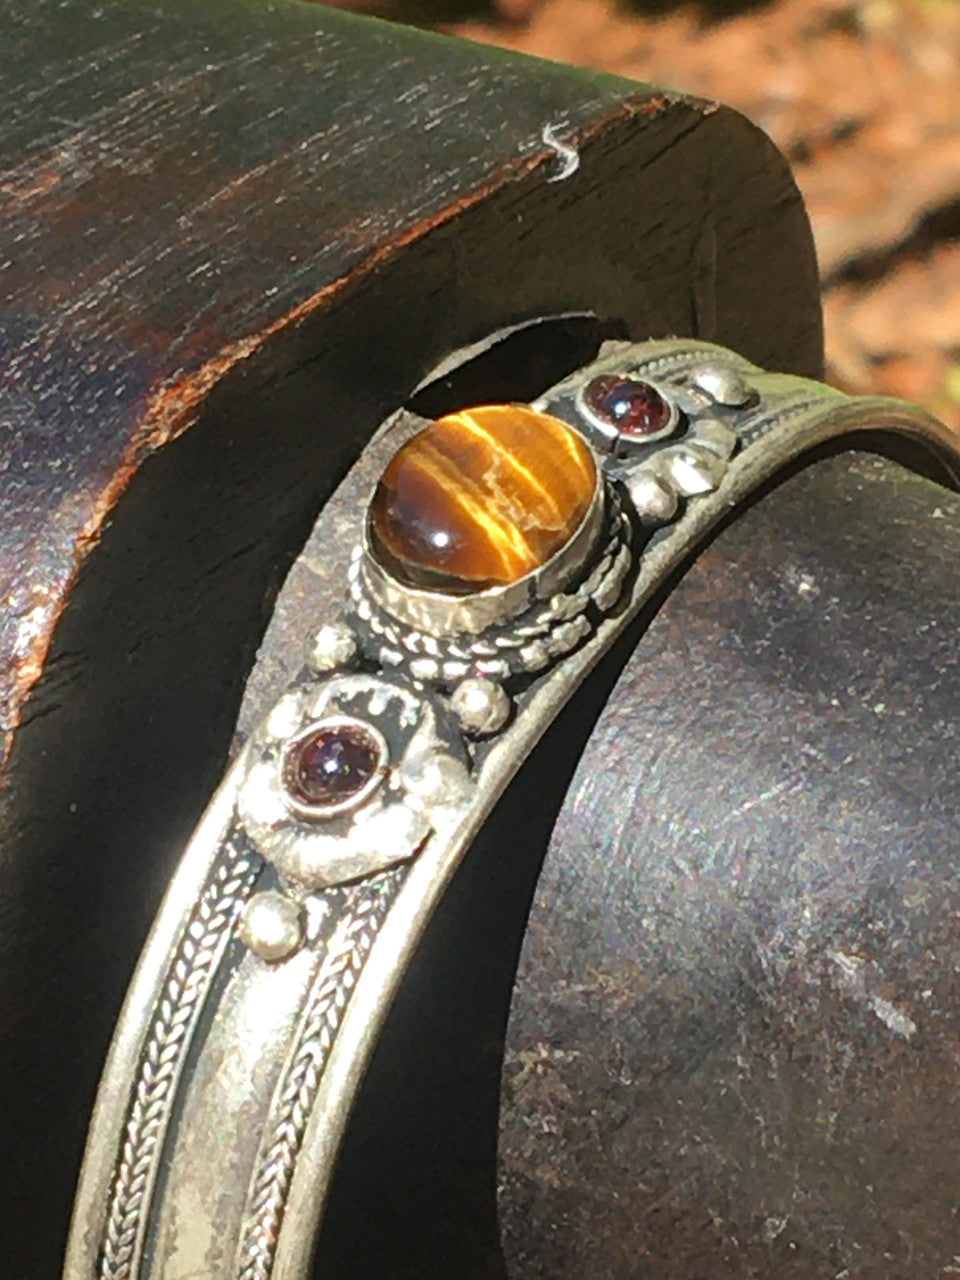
left=348, top=486, right=633, bottom=685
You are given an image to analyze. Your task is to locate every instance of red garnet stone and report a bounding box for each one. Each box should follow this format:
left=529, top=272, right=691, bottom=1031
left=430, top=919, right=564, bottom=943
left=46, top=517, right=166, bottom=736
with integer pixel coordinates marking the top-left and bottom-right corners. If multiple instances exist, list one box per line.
left=282, top=721, right=384, bottom=813
left=583, top=375, right=673, bottom=438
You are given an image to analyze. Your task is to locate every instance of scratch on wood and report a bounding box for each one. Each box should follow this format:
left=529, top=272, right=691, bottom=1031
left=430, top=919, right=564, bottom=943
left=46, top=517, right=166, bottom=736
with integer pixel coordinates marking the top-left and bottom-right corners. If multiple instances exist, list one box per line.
left=829, top=949, right=918, bottom=1040
left=541, top=123, right=580, bottom=182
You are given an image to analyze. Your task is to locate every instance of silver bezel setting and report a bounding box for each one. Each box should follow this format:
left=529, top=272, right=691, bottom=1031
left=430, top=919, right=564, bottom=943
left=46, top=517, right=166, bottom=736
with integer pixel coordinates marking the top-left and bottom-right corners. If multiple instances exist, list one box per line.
left=359, top=455, right=606, bottom=638
left=238, top=672, right=471, bottom=890
left=574, top=372, right=682, bottom=450
left=349, top=483, right=632, bottom=686
left=278, top=715, right=389, bottom=821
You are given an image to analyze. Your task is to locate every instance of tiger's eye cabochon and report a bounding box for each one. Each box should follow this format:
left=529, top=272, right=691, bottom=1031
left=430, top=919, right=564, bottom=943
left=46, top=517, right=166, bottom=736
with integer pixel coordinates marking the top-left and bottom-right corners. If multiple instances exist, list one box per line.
left=368, top=405, right=597, bottom=595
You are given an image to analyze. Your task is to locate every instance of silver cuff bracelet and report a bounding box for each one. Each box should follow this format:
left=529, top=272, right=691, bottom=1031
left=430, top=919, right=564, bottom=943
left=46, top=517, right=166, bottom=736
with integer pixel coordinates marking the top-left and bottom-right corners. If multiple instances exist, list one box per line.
left=64, top=338, right=960, bottom=1280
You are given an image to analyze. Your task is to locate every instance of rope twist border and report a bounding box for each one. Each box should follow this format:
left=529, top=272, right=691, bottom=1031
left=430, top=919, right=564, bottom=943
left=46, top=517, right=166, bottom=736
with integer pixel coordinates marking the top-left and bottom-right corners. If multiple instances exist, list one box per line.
left=99, top=839, right=261, bottom=1280
left=235, top=872, right=403, bottom=1280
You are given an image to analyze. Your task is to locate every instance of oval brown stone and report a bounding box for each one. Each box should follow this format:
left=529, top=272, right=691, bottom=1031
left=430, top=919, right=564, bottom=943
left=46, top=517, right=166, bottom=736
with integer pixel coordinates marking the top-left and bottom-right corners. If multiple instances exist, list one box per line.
left=368, top=404, right=597, bottom=594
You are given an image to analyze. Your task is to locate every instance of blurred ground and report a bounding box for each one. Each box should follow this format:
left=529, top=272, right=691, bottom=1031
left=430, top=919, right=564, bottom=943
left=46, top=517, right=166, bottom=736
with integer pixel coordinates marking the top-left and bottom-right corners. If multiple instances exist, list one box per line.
left=346, top=0, right=960, bottom=428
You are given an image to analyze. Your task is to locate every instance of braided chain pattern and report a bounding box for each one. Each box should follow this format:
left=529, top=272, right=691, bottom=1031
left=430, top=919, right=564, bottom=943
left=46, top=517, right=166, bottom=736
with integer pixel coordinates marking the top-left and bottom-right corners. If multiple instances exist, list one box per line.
left=236, top=871, right=403, bottom=1280
left=738, top=393, right=841, bottom=448
left=594, top=344, right=757, bottom=384
left=99, top=838, right=261, bottom=1280
left=349, top=493, right=632, bottom=684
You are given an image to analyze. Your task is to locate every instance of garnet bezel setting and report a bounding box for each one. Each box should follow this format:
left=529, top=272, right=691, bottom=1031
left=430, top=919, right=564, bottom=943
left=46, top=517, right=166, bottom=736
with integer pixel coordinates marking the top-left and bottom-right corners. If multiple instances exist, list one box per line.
left=279, top=715, right=389, bottom=821
left=575, top=373, right=681, bottom=449
left=239, top=673, right=468, bottom=890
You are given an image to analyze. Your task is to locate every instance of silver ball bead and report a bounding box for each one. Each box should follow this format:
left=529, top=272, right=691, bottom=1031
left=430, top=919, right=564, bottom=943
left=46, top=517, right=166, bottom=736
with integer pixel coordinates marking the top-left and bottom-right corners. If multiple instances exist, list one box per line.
left=264, top=692, right=303, bottom=743
left=307, top=621, right=357, bottom=673
left=625, top=470, right=679, bottom=525
left=450, top=676, right=511, bottom=737
left=666, top=447, right=726, bottom=497
left=238, top=890, right=305, bottom=962
left=689, top=362, right=754, bottom=407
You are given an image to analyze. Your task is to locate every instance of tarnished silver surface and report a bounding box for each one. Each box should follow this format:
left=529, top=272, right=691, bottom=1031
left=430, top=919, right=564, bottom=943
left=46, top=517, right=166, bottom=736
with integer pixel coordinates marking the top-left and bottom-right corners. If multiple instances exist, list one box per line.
left=64, top=339, right=960, bottom=1280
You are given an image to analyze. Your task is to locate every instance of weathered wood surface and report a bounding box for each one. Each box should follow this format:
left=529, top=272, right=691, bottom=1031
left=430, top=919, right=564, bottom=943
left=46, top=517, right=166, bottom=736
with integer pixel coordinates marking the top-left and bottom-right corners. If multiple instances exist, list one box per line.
left=0, top=0, right=821, bottom=769
left=0, top=1, right=821, bottom=1274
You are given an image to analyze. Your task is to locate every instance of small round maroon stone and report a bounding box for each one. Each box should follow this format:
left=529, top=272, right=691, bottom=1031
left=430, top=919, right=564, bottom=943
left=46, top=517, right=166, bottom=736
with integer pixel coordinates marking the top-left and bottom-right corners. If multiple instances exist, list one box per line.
left=282, top=721, right=383, bottom=811
left=583, top=374, right=673, bottom=438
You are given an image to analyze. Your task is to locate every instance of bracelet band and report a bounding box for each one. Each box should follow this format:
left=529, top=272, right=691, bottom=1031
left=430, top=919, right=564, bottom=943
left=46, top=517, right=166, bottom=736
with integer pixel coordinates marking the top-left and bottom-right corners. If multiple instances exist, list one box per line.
left=64, top=338, right=960, bottom=1280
